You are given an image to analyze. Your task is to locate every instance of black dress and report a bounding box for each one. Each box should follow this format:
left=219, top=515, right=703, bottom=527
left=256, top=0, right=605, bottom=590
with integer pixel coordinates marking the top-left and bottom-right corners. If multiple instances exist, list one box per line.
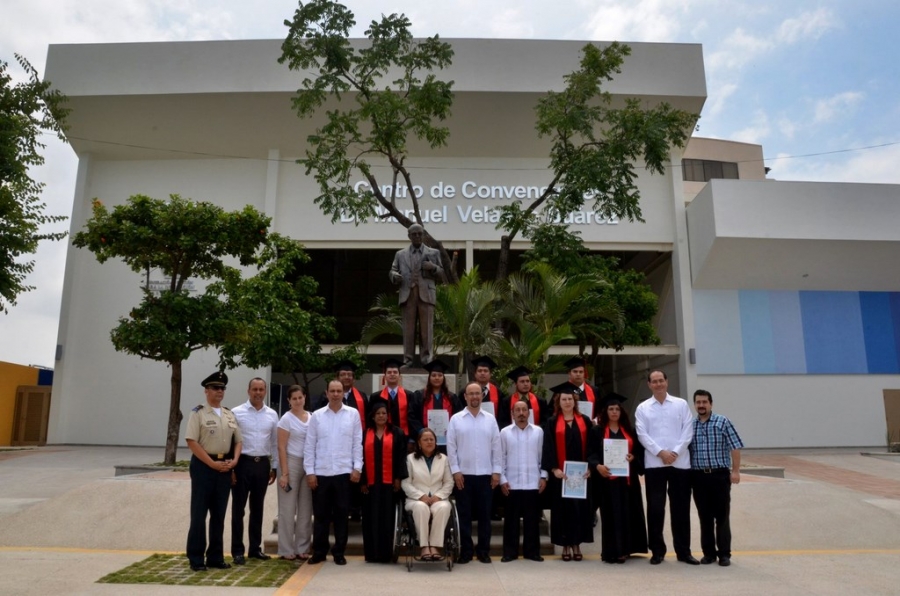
left=587, top=425, right=649, bottom=562
left=360, top=426, right=408, bottom=562
left=541, top=413, right=595, bottom=547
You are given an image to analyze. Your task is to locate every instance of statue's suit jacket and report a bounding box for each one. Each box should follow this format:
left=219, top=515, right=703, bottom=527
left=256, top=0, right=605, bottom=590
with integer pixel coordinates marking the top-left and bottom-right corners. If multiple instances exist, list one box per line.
left=390, top=245, right=443, bottom=305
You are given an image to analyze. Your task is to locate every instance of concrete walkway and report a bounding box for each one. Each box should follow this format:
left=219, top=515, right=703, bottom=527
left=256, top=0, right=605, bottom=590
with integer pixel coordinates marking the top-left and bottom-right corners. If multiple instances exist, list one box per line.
left=0, top=446, right=898, bottom=595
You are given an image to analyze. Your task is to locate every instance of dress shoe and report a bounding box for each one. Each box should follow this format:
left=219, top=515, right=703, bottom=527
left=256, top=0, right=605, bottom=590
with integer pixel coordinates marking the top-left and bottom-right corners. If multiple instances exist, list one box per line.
left=456, top=555, right=472, bottom=564
left=250, top=552, right=271, bottom=561
left=477, top=553, right=492, bottom=564
left=677, top=555, right=701, bottom=565
left=700, top=556, right=716, bottom=565
left=190, top=564, right=207, bottom=572
left=526, top=555, right=544, bottom=562
left=334, top=555, right=347, bottom=565
left=501, top=556, right=516, bottom=563
left=232, top=555, right=246, bottom=565
left=649, top=555, right=664, bottom=565
left=208, top=562, right=232, bottom=569
left=718, top=557, right=731, bottom=567
left=308, top=554, right=326, bottom=564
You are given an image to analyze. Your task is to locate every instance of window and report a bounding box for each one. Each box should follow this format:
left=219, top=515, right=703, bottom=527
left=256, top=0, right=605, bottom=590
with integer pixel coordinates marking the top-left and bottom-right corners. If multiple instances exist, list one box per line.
left=682, top=159, right=739, bottom=182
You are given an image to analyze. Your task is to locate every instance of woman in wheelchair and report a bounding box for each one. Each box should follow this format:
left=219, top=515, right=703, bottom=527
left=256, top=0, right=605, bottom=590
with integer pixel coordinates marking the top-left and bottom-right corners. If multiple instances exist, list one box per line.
left=401, top=428, right=454, bottom=561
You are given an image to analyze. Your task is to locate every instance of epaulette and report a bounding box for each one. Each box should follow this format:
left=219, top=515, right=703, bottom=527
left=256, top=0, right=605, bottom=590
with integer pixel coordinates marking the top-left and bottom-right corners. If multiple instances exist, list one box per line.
left=192, top=404, right=204, bottom=412
left=222, top=406, right=230, bottom=411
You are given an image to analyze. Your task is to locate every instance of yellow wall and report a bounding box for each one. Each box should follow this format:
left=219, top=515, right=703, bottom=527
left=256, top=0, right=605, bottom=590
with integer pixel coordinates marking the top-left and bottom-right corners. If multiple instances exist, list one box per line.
left=0, top=361, right=39, bottom=445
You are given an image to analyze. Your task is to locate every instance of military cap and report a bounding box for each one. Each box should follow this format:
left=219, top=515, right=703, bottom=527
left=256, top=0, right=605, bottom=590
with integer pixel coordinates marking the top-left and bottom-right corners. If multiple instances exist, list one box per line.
left=201, top=371, right=228, bottom=388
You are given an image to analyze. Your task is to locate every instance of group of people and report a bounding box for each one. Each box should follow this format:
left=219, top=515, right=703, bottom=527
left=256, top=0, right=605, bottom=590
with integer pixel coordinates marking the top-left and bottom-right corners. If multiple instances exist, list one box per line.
left=184, top=358, right=743, bottom=571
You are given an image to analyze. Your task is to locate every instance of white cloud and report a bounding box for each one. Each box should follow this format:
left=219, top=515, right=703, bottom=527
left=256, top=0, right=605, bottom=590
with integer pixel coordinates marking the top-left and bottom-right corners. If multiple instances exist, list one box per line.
left=730, top=110, right=771, bottom=144
left=813, top=91, right=865, bottom=124
left=768, top=143, right=900, bottom=185
left=583, top=0, right=689, bottom=41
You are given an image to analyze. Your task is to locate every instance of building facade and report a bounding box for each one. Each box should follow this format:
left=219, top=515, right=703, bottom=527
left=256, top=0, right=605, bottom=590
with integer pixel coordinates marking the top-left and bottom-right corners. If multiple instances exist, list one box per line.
left=44, top=39, right=899, bottom=449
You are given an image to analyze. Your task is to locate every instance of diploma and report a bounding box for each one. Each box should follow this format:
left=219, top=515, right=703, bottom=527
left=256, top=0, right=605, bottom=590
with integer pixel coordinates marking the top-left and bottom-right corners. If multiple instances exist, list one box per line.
left=603, top=438, right=629, bottom=477
left=427, top=409, right=450, bottom=445
left=561, top=460, right=589, bottom=499
left=480, top=401, right=495, bottom=417
left=576, top=400, right=593, bottom=419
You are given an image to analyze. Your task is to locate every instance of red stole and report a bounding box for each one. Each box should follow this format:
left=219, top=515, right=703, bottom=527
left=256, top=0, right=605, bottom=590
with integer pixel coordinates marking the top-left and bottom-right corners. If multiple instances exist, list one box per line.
left=379, top=386, right=409, bottom=435
left=364, top=428, right=394, bottom=486
left=510, top=393, right=541, bottom=424
left=604, top=424, right=634, bottom=484
left=349, top=387, right=365, bottom=432
left=486, top=384, right=500, bottom=412
left=423, top=391, right=453, bottom=427
left=555, top=415, right=588, bottom=470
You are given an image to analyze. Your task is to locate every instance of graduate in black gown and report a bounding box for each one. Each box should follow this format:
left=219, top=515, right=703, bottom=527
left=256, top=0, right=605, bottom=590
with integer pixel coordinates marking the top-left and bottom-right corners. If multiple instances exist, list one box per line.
left=360, top=401, right=408, bottom=562
left=541, top=382, right=594, bottom=561
left=587, top=393, right=648, bottom=563
left=409, top=359, right=460, bottom=453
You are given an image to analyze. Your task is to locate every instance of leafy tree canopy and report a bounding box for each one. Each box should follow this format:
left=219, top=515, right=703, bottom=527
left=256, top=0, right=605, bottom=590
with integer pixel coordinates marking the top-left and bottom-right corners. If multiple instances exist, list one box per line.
left=0, top=54, right=69, bottom=312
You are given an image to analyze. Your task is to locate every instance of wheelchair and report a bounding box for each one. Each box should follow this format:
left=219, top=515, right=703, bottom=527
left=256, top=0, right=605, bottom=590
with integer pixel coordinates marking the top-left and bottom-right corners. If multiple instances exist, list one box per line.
left=393, top=497, right=461, bottom=571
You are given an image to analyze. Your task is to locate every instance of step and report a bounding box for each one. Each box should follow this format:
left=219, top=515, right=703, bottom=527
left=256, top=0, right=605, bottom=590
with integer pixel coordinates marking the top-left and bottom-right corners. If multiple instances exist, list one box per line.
left=264, top=514, right=556, bottom=556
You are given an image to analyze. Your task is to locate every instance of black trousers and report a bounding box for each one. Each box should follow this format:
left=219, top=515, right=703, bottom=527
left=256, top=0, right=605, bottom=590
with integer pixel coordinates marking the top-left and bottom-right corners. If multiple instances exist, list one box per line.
left=503, top=489, right=541, bottom=559
left=691, top=469, right=733, bottom=559
left=454, top=474, right=493, bottom=558
left=644, top=467, right=692, bottom=558
left=231, top=455, right=271, bottom=557
left=186, top=455, right=232, bottom=566
left=312, top=474, right=351, bottom=558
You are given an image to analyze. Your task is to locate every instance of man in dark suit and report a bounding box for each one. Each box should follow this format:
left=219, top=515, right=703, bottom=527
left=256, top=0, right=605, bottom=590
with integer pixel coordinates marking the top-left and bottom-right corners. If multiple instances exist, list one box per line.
left=390, top=224, right=443, bottom=367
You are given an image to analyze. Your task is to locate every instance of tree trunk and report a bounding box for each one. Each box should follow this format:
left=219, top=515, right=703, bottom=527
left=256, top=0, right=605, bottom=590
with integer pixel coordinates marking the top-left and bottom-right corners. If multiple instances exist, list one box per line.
left=164, top=359, right=184, bottom=465
left=496, top=235, right=513, bottom=282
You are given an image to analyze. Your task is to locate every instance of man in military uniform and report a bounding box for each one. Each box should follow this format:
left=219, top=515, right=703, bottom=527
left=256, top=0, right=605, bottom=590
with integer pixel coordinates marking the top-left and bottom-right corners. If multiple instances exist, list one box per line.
left=185, top=371, right=243, bottom=571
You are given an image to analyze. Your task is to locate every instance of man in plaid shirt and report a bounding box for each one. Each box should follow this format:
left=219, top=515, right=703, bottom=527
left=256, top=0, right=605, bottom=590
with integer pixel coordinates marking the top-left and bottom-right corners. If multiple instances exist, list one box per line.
left=689, top=389, right=744, bottom=567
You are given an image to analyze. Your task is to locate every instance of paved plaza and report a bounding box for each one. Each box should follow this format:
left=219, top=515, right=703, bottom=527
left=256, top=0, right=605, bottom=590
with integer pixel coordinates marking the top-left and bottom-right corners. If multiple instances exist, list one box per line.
left=1, top=445, right=898, bottom=595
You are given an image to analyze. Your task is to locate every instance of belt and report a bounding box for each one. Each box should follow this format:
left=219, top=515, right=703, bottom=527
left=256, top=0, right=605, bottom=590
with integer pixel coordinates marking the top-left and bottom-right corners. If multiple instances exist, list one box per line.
left=241, top=455, right=269, bottom=463
left=694, top=467, right=730, bottom=474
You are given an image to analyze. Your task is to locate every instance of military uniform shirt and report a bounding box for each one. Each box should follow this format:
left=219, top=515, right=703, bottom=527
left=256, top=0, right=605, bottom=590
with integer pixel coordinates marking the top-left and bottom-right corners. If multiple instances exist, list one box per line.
left=186, top=404, right=243, bottom=456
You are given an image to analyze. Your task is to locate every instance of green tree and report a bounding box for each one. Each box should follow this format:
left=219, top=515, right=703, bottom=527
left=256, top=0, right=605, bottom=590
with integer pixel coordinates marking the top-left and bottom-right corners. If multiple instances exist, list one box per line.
left=0, top=54, right=69, bottom=313
left=218, top=233, right=338, bottom=393
left=279, top=0, right=459, bottom=281
left=72, top=195, right=271, bottom=464
left=278, top=1, right=697, bottom=284
left=524, top=224, right=661, bottom=384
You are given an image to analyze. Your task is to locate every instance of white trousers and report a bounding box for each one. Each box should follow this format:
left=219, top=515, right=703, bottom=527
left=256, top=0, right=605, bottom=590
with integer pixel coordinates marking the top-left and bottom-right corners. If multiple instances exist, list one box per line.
left=406, top=498, right=452, bottom=548
left=277, top=454, right=313, bottom=556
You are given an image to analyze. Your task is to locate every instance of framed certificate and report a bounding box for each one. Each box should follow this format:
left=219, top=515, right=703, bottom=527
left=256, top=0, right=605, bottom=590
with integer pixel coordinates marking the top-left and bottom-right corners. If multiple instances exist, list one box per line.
left=561, top=460, right=589, bottom=499
left=603, top=438, right=629, bottom=477
left=480, top=401, right=495, bottom=417
left=427, top=409, right=450, bottom=446
left=576, top=400, right=593, bottom=419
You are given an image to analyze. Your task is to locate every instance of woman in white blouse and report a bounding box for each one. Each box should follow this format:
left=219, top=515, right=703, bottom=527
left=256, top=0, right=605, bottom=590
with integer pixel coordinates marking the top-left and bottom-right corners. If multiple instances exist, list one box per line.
left=276, top=385, right=312, bottom=560
left=401, top=428, right=454, bottom=560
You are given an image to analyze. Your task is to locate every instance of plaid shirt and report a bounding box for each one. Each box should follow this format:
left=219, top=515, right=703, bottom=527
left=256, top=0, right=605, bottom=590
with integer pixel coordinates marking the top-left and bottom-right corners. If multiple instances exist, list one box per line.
left=690, top=413, right=744, bottom=470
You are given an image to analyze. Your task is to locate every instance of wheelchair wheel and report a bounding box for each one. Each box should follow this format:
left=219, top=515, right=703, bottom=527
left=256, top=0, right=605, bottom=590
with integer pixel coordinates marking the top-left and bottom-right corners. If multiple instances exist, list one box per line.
left=392, top=502, right=403, bottom=564
left=444, top=499, right=461, bottom=571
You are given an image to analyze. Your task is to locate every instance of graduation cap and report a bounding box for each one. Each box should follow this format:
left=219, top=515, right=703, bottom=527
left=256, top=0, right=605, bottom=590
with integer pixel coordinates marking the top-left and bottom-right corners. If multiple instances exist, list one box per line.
left=506, top=366, right=532, bottom=382
left=564, top=356, right=587, bottom=370
left=201, top=371, right=228, bottom=388
left=471, top=355, right=498, bottom=370
left=601, top=392, right=628, bottom=407
left=548, top=381, right=580, bottom=395
left=380, top=357, right=404, bottom=371
left=423, top=359, right=450, bottom=374
left=333, top=359, right=359, bottom=373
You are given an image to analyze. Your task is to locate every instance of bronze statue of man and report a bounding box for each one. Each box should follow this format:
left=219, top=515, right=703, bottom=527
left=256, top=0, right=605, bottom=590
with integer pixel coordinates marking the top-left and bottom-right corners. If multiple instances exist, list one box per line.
left=390, top=224, right=443, bottom=367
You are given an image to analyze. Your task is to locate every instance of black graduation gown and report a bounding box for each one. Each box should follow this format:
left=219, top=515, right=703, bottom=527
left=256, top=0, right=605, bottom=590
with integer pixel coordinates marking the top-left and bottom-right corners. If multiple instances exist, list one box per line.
left=360, top=426, right=408, bottom=562
left=503, top=393, right=545, bottom=428
left=587, top=425, right=648, bottom=561
left=480, top=383, right=510, bottom=428
left=541, top=413, right=595, bottom=546
left=370, top=388, right=415, bottom=443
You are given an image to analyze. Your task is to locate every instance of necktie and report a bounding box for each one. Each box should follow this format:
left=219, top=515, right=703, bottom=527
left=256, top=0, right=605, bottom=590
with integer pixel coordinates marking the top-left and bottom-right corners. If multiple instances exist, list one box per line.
left=390, top=390, right=397, bottom=400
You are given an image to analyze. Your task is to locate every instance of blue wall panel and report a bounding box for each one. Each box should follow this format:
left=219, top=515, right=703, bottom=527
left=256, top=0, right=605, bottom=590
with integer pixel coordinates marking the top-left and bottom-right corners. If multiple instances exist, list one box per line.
left=739, top=291, right=776, bottom=373
left=799, top=291, right=866, bottom=373
left=859, top=292, right=898, bottom=373
left=768, top=291, right=807, bottom=373
left=693, top=290, right=744, bottom=374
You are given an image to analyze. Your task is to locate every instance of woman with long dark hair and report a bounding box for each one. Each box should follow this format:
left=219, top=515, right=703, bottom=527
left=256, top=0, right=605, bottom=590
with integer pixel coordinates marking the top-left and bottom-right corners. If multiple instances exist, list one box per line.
left=360, top=401, right=408, bottom=562
left=587, top=393, right=648, bottom=563
left=541, top=382, right=594, bottom=561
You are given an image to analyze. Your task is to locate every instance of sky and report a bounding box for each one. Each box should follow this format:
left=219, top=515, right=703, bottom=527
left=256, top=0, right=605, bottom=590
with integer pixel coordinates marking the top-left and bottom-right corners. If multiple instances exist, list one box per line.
left=1, top=0, right=899, bottom=368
